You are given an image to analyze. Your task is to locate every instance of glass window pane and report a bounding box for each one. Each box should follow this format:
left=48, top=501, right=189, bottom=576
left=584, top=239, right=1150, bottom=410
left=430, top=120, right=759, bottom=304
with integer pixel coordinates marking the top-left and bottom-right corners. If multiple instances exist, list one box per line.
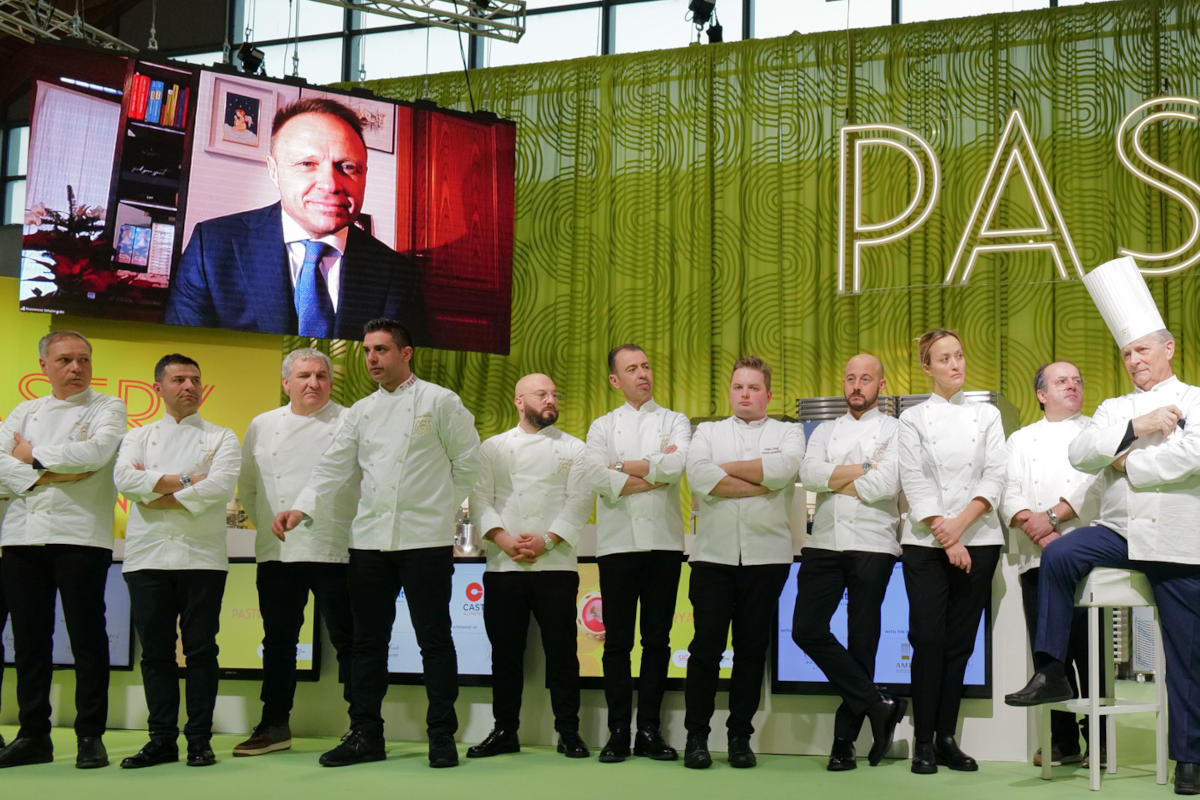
left=754, top=0, right=891, bottom=37
left=355, top=27, right=469, bottom=78
left=172, top=50, right=227, bottom=69
left=297, top=0, right=347, bottom=36
left=6, top=126, right=29, bottom=176
left=483, top=8, right=601, bottom=68
left=1057, top=0, right=1117, bottom=5
left=614, top=0, right=742, bottom=53
left=525, top=0, right=590, bottom=8
left=4, top=180, right=26, bottom=225
left=257, top=38, right=345, bottom=83
left=901, top=0, right=1047, bottom=24
left=242, top=0, right=293, bottom=41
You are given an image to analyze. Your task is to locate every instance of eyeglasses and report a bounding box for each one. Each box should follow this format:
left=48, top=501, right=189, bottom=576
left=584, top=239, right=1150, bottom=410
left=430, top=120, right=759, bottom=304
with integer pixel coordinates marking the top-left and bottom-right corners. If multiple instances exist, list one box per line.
left=1051, top=377, right=1084, bottom=387
left=520, top=390, right=561, bottom=402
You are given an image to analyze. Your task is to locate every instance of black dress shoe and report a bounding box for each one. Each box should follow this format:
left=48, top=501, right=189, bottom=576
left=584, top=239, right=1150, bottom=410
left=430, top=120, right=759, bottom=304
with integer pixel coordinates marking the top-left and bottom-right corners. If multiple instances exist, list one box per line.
left=466, top=728, right=520, bottom=758
left=727, top=735, right=756, bottom=768
left=557, top=731, right=589, bottom=758
left=684, top=732, right=712, bottom=769
left=599, top=730, right=630, bottom=763
left=76, top=736, right=109, bottom=769
left=187, top=745, right=217, bottom=767
left=1005, top=663, right=1073, bottom=706
left=934, top=735, right=978, bottom=771
left=634, top=727, right=678, bottom=761
left=911, top=740, right=937, bottom=775
left=121, top=738, right=179, bottom=769
left=428, top=734, right=459, bottom=768
left=866, top=694, right=907, bottom=766
left=319, top=729, right=386, bottom=767
left=0, top=735, right=54, bottom=768
left=827, top=737, right=857, bottom=771
left=1177, top=762, right=1200, bottom=795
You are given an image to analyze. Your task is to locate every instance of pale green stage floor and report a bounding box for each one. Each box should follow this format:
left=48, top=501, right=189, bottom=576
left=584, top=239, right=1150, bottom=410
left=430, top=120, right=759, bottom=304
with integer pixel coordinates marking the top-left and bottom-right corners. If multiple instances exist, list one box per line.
left=0, top=681, right=1173, bottom=800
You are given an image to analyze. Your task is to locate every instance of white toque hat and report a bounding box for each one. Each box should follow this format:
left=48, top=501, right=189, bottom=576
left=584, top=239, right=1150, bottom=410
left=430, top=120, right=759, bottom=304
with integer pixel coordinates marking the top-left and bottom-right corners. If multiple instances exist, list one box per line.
left=1081, top=256, right=1166, bottom=348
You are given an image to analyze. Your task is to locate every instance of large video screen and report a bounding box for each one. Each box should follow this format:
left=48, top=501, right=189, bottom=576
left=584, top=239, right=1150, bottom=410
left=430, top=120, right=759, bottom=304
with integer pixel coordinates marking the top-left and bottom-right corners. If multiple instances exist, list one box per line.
left=2, top=561, right=133, bottom=670
left=18, top=43, right=515, bottom=354
left=773, top=559, right=991, bottom=697
left=179, top=559, right=321, bottom=680
left=388, top=558, right=491, bottom=686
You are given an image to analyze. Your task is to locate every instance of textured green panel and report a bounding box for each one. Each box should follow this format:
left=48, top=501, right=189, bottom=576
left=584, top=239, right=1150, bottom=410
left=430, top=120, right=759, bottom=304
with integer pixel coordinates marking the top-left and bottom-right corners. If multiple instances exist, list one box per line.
left=297, top=0, right=1200, bottom=441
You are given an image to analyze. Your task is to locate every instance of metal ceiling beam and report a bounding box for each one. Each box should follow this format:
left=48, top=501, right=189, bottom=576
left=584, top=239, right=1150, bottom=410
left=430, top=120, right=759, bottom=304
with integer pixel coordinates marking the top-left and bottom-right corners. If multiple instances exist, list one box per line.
left=308, top=0, right=525, bottom=43
left=0, top=0, right=136, bottom=50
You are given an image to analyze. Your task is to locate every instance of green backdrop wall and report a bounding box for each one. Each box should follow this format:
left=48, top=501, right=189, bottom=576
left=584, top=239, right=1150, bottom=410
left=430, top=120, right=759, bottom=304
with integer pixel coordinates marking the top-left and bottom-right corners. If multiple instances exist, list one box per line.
left=295, top=0, right=1200, bottom=440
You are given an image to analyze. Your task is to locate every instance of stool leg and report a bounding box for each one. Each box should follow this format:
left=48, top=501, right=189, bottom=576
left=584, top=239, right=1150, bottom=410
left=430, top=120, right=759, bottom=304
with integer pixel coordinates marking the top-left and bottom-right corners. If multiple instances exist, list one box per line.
left=1040, top=704, right=1053, bottom=780
left=1090, top=606, right=1102, bottom=791
left=1155, top=613, right=1168, bottom=785
left=1102, top=607, right=1115, bottom=776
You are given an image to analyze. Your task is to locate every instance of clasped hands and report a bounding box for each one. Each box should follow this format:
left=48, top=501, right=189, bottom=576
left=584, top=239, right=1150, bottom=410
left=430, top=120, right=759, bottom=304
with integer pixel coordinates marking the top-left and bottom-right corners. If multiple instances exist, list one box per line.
left=928, top=514, right=972, bottom=573
left=491, top=530, right=554, bottom=563
left=1011, top=509, right=1060, bottom=549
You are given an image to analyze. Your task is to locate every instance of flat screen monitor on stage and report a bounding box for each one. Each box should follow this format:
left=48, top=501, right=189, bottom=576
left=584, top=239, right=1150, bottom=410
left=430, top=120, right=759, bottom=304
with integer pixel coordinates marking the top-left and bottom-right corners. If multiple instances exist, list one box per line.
left=18, top=43, right=515, bottom=354
left=772, top=559, right=992, bottom=697
left=388, top=558, right=491, bottom=686
left=1, top=561, right=133, bottom=670
left=184, top=558, right=321, bottom=680
left=576, top=557, right=732, bottom=691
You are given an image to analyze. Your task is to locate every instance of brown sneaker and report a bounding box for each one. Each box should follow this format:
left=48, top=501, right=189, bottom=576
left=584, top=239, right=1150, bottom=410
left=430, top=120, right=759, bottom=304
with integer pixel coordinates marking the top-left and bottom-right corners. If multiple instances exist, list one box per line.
left=233, top=723, right=292, bottom=757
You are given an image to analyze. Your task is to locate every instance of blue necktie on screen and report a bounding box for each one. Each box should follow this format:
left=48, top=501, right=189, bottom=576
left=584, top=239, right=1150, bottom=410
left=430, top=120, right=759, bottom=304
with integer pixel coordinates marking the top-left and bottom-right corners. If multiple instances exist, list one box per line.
left=295, top=239, right=334, bottom=338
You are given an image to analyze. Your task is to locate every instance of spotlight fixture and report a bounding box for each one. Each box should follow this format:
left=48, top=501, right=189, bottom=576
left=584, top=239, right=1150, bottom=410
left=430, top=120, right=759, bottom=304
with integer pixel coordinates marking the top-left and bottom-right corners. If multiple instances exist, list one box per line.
left=706, top=23, right=723, bottom=43
left=688, top=0, right=714, bottom=27
left=236, top=41, right=265, bottom=75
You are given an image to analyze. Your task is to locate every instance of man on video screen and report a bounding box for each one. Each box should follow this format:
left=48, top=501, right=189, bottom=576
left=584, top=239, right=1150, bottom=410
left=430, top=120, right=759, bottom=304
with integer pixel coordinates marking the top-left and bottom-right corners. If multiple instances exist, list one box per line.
left=165, top=97, right=426, bottom=342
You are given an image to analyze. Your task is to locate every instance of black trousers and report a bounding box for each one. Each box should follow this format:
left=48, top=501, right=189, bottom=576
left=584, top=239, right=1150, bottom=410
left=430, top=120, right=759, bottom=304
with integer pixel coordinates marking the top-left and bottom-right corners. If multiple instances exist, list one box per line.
left=684, top=561, right=790, bottom=738
left=1019, top=566, right=1105, bottom=752
left=346, top=546, right=458, bottom=738
left=3, top=544, right=111, bottom=738
left=125, top=569, right=226, bottom=745
left=901, top=544, right=1000, bottom=743
left=0, top=565, right=6, bottom=710
left=791, top=547, right=896, bottom=740
left=256, top=560, right=354, bottom=726
left=597, top=550, right=681, bottom=732
left=483, top=570, right=580, bottom=733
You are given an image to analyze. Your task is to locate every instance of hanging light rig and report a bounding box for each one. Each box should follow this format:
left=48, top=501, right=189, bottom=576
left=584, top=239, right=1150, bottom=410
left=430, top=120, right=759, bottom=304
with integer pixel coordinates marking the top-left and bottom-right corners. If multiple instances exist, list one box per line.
left=308, top=0, right=526, bottom=43
left=687, top=0, right=721, bottom=44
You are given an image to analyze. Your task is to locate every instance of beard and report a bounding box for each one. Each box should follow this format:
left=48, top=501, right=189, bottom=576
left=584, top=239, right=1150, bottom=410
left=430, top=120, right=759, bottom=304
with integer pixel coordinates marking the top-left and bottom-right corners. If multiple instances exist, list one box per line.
left=525, top=406, right=559, bottom=429
left=846, top=389, right=878, bottom=411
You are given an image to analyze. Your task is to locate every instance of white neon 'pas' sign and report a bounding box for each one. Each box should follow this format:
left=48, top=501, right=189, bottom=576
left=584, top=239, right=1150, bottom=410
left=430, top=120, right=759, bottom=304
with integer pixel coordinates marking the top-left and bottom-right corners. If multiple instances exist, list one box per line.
left=836, top=97, right=1200, bottom=294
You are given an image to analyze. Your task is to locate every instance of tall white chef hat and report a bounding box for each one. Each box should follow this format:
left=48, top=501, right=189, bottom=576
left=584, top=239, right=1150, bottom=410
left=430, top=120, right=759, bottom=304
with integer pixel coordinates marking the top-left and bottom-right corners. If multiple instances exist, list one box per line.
left=1081, top=256, right=1166, bottom=348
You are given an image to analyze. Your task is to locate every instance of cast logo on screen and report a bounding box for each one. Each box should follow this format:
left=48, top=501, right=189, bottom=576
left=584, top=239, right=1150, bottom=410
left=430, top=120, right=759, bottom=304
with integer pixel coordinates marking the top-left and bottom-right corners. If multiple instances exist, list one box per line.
left=462, top=581, right=484, bottom=612
left=670, top=649, right=730, bottom=668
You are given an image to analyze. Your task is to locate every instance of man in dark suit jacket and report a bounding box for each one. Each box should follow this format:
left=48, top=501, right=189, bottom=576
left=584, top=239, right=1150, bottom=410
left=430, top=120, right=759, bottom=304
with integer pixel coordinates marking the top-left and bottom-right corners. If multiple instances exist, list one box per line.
left=165, top=97, right=426, bottom=343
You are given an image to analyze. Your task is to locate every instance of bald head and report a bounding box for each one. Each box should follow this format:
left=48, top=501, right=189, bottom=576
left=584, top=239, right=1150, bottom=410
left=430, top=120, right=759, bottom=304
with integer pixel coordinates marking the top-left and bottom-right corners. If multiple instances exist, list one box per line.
left=515, top=373, right=560, bottom=432
left=843, top=353, right=885, bottom=417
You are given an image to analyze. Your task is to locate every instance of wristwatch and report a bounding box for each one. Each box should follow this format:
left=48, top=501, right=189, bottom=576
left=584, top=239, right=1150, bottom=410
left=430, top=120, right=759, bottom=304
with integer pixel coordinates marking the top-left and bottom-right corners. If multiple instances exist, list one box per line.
left=180, top=474, right=193, bottom=488
left=1045, top=508, right=1060, bottom=528
left=542, top=532, right=556, bottom=551
left=862, top=461, right=873, bottom=472
left=614, top=460, right=625, bottom=473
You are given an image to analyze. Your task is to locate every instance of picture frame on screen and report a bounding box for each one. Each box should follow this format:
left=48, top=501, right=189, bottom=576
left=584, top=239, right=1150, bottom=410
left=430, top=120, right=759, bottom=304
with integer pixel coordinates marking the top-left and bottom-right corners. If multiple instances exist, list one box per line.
left=205, top=76, right=276, bottom=162
left=772, top=558, right=993, bottom=698
left=300, top=87, right=395, bottom=154
left=1, top=561, right=134, bottom=671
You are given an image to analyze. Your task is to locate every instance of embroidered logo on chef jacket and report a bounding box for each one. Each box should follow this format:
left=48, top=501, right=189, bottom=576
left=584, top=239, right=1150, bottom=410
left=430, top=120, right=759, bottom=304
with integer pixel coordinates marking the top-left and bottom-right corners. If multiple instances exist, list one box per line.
left=413, top=414, right=434, bottom=436
left=557, top=456, right=573, bottom=476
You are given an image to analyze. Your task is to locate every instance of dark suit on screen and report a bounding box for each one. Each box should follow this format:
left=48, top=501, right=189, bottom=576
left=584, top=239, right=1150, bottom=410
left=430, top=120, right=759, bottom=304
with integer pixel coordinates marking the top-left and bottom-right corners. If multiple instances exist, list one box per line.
left=165, top=202, right=427, bottom=342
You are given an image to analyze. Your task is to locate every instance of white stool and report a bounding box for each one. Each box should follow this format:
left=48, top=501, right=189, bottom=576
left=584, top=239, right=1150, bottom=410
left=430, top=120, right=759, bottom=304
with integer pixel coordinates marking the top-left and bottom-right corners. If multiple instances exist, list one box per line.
left=1038, top=567, right=1168, bottom=790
